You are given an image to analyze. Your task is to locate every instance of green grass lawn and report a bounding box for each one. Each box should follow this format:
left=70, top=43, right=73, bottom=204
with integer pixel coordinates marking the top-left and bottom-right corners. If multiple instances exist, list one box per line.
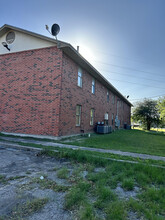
left=1, top=147, right=164, bottom=219
left=61, top=129, right=165, bottom=157
left=0, top=131, right=165, bottom=219
left=38, top=148, right=165, bottom=220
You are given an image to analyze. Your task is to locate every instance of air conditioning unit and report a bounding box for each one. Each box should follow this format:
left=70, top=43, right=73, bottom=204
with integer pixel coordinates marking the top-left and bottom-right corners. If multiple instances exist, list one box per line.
left=104, top=113, right=108, bottom=120
left=97, top=125, right=112, bottom=134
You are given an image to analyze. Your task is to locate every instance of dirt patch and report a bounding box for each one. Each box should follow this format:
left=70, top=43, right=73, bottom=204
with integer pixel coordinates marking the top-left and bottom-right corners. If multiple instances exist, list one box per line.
left=0, top=146, right=73, bottom=219
left=0, top=145, right=142, bottom=219
left=114, top=184, right=140, bottom=200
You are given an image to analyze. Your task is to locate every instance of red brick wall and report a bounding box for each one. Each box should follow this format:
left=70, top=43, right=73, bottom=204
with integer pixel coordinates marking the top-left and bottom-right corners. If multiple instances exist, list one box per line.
left=59, top=53, right=131, bottom=136
left=0, top=46, right=62, bottom=136
left=0, top=46, right=131, bottom=138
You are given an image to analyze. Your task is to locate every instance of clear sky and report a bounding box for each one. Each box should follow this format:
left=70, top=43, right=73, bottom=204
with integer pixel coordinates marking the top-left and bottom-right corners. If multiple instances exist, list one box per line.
left=1, top=0, right=165, bottom=104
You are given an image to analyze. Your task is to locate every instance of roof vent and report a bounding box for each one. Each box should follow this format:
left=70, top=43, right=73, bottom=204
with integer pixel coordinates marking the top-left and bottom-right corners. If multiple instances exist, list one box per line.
left=77, top=46, right=79, bottom=53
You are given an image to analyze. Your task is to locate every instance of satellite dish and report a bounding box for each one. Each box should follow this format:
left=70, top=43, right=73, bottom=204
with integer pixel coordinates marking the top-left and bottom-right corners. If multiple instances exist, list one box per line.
left=51, top=24, right=60, bottom=37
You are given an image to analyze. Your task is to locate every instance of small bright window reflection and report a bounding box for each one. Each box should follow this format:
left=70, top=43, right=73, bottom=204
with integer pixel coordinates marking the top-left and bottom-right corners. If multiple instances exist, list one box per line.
left=78, top=68, right=82, bottom=87
left=92, top=78, right=95, bottom=94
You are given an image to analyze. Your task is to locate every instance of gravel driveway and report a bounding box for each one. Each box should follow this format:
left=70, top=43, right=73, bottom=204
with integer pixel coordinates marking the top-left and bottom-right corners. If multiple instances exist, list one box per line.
left=0, top=145, right=73, bottom=219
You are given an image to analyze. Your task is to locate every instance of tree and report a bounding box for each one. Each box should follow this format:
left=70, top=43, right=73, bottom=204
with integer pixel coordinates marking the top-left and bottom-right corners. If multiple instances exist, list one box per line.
left=132, top=99, right=160, bottom=130
left=157, top=96, right=165, bottom=123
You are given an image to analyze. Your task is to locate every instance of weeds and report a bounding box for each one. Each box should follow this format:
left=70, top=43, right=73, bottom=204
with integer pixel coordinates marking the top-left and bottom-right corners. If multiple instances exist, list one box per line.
left=78, top=203, right=96, bottom=220
left=94, top=187, right=117, bottom=209
left=26, top=171, right=32, bottom=175
left=57, top=167, right=69, bottom=179
left=65, top=180, right=91, bottom=210
left=0, top=175, right=26, bottom=184
left=1, top=131, right=165, bottom=219
left=8, top=176, right=26, bottom=181
left=65, top=187, right=86, bottom=209
left=0, top=175, right=7, bottom=184
left=122, top=178, right=135, bottom=191
left=60, top=149, right=165, bottom=219
left=0, top=198, right=48, bottom=220
left=32, top=177, right=69, bottom=192
left=105, top=201, right=127, bottom=220
left=128, top=188, right=165, bottom=220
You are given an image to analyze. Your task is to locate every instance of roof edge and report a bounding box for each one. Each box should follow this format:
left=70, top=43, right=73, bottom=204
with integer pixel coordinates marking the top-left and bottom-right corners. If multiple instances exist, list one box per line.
left=0, top=24, right=133, bottom=106
left=59, top=43, right=133, bottom=106
left=0, top=24, right=57, bottom=45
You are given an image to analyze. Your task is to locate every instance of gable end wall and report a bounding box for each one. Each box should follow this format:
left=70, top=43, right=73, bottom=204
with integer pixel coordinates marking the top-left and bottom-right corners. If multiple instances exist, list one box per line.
left=0, top=46, right=62, bottom=136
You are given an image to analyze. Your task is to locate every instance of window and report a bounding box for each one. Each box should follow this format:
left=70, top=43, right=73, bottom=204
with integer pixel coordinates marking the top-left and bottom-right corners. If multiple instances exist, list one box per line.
left=76, top=105, right=81, bottom=126
left=92, top=78, right=95, bottom=94
left=112, top=113, right=114, bottom=125
left=90, top=109, right=94, bottom=126
left=78, top=68, right=82, bottom=87
left=107, top=91, right=109, bottom=102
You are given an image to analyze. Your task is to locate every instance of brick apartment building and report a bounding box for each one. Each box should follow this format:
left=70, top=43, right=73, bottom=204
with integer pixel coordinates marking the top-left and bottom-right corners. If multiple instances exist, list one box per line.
left=0, top=24, right=132, bottom=138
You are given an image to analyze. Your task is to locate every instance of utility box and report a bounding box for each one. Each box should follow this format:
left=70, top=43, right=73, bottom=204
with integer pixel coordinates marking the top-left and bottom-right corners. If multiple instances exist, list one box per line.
left=104, top=113, right=108, bottom=120
left=97, top=126, right=104, bottom=134
left=124, top=123, right=131, bottom=130
left=97, top=125, right=112, bottom=134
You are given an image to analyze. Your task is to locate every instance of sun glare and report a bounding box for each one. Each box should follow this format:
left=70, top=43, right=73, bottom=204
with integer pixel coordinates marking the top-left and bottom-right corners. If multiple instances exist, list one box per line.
left=78, top=45, right=95, bottom=66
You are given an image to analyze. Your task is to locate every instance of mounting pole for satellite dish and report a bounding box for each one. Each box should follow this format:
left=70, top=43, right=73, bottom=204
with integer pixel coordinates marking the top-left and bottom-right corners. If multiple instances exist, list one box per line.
left=45, top=23, right=60, bottom=48
left=54, top=35, right=60, bottom=48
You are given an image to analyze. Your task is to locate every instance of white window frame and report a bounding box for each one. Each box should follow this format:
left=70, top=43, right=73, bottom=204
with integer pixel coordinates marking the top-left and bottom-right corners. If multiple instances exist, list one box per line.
left=76, top=105, right=81, bottom=126
left=90, top=109, right=94, bottom=126
left=78, top=68, right=82, bottom=87
left=92, top=78, right=95, bottom=94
